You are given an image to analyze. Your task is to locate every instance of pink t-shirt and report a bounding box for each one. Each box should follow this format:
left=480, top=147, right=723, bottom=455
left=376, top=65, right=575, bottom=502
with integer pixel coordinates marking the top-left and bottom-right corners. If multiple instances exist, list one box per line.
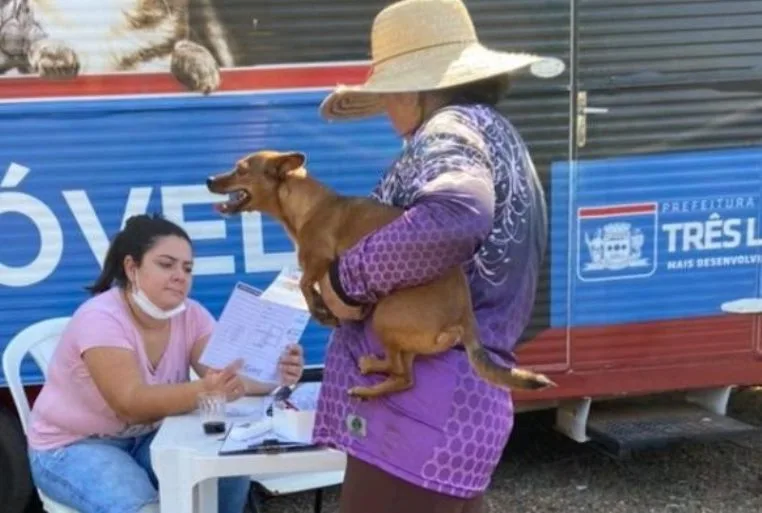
left=27, top=287, right=216, bottom=450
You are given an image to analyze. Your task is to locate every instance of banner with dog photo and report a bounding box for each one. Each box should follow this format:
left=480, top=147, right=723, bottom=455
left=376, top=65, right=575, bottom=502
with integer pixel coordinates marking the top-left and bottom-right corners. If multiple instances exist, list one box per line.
left=0, top=0, right=391, bottom=93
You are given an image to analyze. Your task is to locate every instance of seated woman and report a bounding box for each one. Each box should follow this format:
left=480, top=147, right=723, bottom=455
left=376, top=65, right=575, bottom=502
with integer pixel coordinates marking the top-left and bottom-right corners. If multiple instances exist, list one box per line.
left=26, top=213, right=304, bottom=513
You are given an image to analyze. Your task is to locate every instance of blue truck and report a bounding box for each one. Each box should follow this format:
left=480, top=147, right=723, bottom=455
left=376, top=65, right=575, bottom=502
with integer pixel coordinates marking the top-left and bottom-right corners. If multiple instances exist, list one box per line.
left=1, top=1, right=761, bottom=512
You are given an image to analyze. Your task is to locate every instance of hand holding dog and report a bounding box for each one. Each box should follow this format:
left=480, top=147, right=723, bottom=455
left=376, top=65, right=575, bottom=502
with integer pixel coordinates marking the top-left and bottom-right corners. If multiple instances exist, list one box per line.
left=318, top=272, right=366, bottom=321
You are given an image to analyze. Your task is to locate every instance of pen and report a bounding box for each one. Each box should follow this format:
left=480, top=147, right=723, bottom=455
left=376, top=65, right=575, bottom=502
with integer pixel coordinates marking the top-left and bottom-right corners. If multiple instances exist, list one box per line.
left=274, top=384, right=297, bottom=401
left=282, top=399, right=300, bottom=411
left=266, top=384, right=298, bottom=416
left=252, top=441, right=318, bottom=455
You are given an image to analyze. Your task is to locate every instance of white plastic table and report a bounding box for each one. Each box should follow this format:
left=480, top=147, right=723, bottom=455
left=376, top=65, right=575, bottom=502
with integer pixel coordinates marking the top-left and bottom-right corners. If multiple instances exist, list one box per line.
left=149, top=396, right=346, bottom=513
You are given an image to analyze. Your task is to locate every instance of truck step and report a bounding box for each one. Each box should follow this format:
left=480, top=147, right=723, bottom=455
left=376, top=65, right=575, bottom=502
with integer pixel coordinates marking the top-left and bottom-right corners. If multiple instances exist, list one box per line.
left=586, top=401, right=758, bottom=458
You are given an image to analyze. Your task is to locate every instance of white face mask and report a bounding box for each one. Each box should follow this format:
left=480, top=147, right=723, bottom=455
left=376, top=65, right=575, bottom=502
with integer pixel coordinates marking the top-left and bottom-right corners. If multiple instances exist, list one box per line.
left=130, top=274, right=186, bottom=320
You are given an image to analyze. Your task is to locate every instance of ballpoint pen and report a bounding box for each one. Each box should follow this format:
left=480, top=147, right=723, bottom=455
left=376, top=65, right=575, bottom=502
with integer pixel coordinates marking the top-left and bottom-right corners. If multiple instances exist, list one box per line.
left=266, top=384, right=298, bottom=416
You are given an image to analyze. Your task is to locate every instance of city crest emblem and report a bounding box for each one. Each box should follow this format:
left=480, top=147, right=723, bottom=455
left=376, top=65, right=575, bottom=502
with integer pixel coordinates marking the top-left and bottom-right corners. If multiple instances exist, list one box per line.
left=577, top=203, right=658, bottom=282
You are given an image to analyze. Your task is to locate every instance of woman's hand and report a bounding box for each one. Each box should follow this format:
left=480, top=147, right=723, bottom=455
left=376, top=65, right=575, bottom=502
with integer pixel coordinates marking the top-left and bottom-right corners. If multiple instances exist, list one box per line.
left=201, top=359, right=246, bottom=402
left=278, top=344, right=305, bottom=385
left=318, top=272, right=366, bottom=321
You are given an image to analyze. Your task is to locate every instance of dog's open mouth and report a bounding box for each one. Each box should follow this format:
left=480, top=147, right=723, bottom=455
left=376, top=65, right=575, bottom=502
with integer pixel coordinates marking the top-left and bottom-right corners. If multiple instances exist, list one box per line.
left=215, top=189, right=251, bottom=214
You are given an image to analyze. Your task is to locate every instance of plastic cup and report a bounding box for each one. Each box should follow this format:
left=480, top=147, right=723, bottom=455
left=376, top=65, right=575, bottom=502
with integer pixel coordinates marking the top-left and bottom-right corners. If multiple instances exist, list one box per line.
left=198, top=391, right=227, bottom=435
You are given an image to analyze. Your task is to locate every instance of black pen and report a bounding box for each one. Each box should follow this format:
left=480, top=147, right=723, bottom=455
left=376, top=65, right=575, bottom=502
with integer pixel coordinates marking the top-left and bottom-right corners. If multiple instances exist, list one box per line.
left=266, top=384, right=297, bottom=416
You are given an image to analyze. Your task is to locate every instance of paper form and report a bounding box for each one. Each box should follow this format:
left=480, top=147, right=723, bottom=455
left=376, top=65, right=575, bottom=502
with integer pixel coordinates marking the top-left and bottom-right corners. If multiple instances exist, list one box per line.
left=199, top=281, right=311, bottom=385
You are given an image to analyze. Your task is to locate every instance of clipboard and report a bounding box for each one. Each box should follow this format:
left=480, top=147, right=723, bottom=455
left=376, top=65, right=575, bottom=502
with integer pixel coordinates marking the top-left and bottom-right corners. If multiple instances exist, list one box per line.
left=218, top=421, right=320, bottom=456
left=218, top=438, right=321, bottom=456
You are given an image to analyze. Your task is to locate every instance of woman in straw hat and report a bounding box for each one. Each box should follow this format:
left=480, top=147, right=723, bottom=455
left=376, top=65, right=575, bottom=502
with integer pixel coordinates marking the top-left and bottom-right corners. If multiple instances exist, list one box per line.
left=314, top=0, right=555, bottom=511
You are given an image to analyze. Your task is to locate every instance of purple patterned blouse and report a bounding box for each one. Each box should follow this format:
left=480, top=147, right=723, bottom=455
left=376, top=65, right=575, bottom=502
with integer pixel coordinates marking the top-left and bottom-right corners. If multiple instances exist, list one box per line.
left=312, top=103, right=548, bottom=498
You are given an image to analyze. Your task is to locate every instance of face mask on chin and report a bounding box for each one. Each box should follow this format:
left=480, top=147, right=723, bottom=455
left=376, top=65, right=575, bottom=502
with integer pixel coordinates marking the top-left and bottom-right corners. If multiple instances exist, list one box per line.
left=130, top=274, right=186, bottom=320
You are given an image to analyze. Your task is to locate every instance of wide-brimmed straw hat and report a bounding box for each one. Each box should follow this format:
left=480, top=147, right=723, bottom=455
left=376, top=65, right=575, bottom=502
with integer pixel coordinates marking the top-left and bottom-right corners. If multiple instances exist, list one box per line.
left=319, top=0, right=563, bottom=121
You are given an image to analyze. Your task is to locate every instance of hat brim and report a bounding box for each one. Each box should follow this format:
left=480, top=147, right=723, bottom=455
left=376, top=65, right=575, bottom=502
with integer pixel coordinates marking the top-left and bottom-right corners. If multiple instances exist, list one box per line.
left=319, top=42, right=548, bottom=121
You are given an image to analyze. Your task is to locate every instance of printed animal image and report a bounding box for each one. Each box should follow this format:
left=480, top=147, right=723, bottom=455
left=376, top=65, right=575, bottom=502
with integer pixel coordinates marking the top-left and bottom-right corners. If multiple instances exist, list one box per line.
left=0, top=0, right=234, bottom=93
left=206, top=150, right=557, bottom=399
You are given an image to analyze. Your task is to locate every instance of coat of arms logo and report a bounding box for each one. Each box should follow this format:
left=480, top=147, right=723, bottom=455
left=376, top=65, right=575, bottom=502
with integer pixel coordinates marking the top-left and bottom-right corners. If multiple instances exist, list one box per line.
left=583, top=222, right=650, bottom=271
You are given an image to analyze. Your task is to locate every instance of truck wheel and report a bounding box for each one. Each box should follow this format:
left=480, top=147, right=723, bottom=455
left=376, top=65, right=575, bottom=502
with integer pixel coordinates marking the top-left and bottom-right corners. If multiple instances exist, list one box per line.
left=0, top=408, right=34, bottom=513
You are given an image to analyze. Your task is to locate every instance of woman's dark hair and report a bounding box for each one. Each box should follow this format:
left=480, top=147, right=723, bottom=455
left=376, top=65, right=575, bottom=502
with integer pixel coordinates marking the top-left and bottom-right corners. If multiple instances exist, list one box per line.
left=440, top=74, right=512, bottom=107
left=86, top=213, right=192, bottom=295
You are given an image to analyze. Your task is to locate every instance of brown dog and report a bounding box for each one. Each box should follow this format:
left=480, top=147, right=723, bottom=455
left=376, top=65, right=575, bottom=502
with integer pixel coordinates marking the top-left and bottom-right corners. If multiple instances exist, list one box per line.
left=206, top=150, right=556, bottom=399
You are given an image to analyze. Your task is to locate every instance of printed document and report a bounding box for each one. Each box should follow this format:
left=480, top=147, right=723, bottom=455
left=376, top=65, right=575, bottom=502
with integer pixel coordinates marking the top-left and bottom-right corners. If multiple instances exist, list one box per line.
left=199, top=280, right=310, bottom=384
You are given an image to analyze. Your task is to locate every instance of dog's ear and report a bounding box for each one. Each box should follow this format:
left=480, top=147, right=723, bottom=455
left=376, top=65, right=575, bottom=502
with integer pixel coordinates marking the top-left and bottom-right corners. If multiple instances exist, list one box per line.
left=265, top=152, right=306, bottom=181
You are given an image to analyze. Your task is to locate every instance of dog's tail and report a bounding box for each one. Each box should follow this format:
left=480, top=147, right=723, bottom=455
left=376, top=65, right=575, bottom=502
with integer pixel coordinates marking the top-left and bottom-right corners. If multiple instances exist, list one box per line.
left=462, top=322, right=556, bottom=391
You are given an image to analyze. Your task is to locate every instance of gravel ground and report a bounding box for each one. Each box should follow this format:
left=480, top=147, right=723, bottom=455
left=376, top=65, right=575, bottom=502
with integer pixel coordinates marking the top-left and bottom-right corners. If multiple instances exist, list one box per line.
left=255, top=387, right=762, bottom=513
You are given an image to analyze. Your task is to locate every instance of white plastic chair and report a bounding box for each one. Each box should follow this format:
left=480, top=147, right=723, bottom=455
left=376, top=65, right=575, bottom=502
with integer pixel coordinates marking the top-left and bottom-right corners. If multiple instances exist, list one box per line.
left=2, top=317, right=78, bottom=513
left=5, top=319, right=339, bottom=513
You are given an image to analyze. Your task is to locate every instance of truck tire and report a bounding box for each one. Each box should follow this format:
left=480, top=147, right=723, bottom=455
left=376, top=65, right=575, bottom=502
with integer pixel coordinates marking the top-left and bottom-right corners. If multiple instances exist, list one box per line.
left=0, top=407, right=34, bottom=513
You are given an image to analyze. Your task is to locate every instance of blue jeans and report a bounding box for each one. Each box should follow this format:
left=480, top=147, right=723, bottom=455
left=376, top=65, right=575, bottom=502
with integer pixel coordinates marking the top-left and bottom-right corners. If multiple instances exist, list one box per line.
left=28, top=430, right=250, bottom=513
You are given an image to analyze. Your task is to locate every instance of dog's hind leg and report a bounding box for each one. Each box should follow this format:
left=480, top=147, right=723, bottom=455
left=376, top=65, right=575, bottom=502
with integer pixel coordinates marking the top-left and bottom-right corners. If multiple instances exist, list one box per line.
left=358, top=350, right=400, bottom=376
left=349, top=352, right=416, bottom=399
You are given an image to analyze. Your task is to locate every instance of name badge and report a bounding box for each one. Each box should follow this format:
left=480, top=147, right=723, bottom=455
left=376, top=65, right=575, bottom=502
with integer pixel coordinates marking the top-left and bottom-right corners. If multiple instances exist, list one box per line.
left=346, top=413, right=367, bottom=438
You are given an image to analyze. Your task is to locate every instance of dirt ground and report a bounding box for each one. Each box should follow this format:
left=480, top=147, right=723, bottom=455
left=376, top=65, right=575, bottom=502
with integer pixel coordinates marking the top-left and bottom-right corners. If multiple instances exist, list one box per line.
left=257, top=387, right=762, bottom=513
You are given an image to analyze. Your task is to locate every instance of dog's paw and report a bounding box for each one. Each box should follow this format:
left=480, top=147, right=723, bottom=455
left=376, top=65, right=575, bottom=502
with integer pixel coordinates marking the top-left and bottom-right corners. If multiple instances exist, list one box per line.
left=28, top=40, right=79, bottom=79
left=2, top=19, right=26, bottom=58
left=347, top=387, right=369, bottom=401
left=171, top=40, right=220, bottom=94
left=357, top=355, right=385, bottom=376
left=357, top=356, right=375, bottom=375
